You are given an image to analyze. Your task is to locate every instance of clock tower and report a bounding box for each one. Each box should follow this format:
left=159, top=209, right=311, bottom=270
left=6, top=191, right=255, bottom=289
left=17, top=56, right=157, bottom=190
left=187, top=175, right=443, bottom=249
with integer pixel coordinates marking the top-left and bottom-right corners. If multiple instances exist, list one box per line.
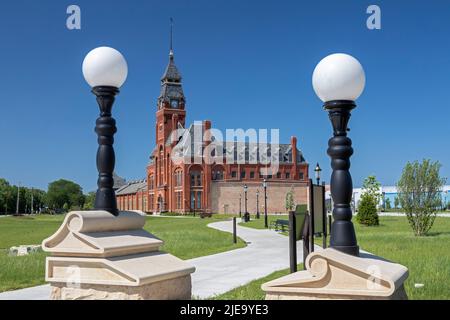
left=155, top=48, right=186, bottom=145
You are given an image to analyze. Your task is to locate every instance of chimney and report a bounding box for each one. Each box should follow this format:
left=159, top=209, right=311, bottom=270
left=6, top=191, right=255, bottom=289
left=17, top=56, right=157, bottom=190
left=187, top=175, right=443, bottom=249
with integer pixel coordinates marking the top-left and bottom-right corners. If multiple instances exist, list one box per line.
left=291, top=136, right=298, bottom=179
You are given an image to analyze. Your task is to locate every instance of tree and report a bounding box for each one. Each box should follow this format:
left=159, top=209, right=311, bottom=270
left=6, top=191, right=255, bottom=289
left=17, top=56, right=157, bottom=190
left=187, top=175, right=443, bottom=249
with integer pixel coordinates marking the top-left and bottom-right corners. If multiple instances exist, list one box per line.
left=83, top=192, right=96, bottom=210
left=356, top=193, right=379, bottom=226
left=397, top=159, right=446, bottom=236
left=385, top=198, right=391, bottom=210
left=46, top=179, right=85, bottom=212
left=356, top=175, right=381, bottom=226
left=285, top=187, right=295, bottom=212
left=0, top=178, right=12, bottom=214
left=394, top=197, right=399, bottom=209
left=362, top=175, right=382, bottom=207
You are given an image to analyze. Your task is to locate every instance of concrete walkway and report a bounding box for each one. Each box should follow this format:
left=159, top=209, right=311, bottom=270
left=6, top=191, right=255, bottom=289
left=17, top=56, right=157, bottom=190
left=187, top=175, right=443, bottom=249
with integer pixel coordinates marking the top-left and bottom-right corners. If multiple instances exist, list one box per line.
left=0, top=219, right=311, bottom=300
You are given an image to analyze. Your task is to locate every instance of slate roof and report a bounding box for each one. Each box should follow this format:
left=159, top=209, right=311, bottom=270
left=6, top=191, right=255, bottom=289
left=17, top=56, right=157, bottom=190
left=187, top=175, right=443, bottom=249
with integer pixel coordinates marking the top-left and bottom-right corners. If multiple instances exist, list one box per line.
left=158, top=53, right=185, bottom=105
left=153, top=122, right=306, bottom=165
left=115, top=179, right=147, bottom=196
left=113, top=173, right=127, bottom=190
left=161, top=53, right=182, bottom=82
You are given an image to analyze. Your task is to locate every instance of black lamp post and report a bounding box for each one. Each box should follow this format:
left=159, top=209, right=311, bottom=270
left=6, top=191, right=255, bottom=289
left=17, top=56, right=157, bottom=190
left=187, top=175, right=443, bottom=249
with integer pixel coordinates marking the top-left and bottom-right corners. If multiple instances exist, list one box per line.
left=82, top=47, right=128, bottom=216
left=244, top=184, right=249, bottom=222
left=239, top=194, right=242, bottom=217
left=256, top=189, right=260, bottom=219
left=314, top=163, right=322, bottom=186
left=312, top=53, right=365, bottom=256
left=263, top=179, right=268, bottom=228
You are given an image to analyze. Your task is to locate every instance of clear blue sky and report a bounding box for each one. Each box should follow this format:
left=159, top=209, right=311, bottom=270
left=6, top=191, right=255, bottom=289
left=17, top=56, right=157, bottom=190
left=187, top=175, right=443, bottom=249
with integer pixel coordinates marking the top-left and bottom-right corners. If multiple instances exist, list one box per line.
left=0, top=0, right=449, bottom=192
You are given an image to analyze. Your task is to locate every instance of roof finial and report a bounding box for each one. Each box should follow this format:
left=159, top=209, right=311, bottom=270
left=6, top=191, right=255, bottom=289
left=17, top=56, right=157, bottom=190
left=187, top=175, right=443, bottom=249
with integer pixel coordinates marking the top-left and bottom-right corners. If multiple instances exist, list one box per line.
left=169, top=17, right=174, bottom=59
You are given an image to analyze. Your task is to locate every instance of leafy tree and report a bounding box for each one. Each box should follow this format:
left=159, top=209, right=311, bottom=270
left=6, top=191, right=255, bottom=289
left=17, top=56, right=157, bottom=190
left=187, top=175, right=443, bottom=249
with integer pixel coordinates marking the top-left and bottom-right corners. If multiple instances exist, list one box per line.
left=46, top=179, right=85, bottom=212
left=0, top=178, right=12, bottom=214
left=394, top=197, right=399, bottom=209
left=285, top=187, right=295, bottom=212
left=397, top=159, right=446, bottom=236
left=362, top=175, right=382, bottom=207
left=356, top=193, right=379, bottom=226
left=83, top=192, right=96, bottom=210
left=356, top=175, right=381, bottom=226
left=385, top=198, right=391, bottom=210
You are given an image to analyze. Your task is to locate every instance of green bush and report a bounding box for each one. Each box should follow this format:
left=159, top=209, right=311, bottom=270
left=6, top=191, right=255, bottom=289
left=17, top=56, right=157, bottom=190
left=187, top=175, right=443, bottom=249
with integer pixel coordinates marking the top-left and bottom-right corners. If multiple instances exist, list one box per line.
left=356, top=193, right=379, bottom=226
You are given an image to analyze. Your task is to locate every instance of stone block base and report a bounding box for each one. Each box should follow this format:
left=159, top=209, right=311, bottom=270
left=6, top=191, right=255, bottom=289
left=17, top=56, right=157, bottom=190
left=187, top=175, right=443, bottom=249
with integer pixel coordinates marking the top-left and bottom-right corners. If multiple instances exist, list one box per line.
left=50, top=275, right=192, bottom=300
left=262, top=248, right=409, bottom=300
left=265, top=285, right=408, bottom=300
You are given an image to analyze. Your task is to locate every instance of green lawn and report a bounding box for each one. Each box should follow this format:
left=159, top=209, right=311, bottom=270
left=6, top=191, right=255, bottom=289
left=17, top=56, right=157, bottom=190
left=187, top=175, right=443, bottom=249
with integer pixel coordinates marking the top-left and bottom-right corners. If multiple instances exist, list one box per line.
left=213, top=264, right=303, bottom=300
left=0, top=214, right=245, bottom=293
left=233, top=215, right=450, bottom=300
left=238, top=214, right=288, bottom=229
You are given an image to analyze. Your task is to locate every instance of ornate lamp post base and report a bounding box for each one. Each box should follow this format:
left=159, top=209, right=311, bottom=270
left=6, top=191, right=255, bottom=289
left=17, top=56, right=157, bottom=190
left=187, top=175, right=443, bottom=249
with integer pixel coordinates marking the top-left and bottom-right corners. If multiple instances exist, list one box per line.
left=92, top=86, right=120, bottom=216
left=326, top=100, right=359, bottom=257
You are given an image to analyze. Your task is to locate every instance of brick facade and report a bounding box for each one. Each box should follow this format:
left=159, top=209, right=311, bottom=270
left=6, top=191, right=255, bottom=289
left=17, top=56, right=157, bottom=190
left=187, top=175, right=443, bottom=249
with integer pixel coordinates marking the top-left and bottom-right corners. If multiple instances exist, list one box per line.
left=117, top=48, right=310, bottom=214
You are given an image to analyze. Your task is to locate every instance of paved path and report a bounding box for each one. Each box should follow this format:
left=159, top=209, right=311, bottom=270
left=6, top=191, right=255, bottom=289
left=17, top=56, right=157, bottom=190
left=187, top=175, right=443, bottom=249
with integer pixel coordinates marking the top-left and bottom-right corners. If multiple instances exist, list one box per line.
left=0, top=219, right=312, bottom=300
left=189, top=220, right=312, bottom=298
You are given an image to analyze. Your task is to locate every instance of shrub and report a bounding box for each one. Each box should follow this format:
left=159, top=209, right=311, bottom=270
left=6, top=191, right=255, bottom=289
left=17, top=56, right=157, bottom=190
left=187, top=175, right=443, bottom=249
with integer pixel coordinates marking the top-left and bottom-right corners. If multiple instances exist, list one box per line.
left=397, top=159, right=446, bottom=236
left=356, top=193, right=379, bottom=226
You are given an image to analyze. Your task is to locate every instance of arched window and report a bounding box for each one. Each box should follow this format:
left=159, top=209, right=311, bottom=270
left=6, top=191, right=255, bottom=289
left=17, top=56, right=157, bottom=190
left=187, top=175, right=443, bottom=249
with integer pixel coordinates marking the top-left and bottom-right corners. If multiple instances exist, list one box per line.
left=159, top=146, right=164, bottom=185
left=174, top=169, right=183, bottom=187
left=190, top=170, right=202, bottom=186
left=149, top=175, right=155, bottom=190
left=212, top=165, right=225, bottom=181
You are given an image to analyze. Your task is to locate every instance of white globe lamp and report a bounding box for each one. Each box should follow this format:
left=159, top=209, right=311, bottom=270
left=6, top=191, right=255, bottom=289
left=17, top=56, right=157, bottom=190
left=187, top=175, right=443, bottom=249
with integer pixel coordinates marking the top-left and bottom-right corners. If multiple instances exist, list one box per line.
left=312, top=53, right=365, bottom=103
left=82, top=46, right=128, bottom=88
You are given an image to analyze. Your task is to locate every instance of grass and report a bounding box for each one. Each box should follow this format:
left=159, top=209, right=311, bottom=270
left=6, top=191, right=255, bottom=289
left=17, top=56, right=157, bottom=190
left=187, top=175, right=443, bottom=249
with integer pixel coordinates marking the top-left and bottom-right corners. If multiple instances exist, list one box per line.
left=213, top=264, right=303, bottom=300
left=0, top=214, right=245, bottom=293
left=144, top=216, right=245, bottom=260
left=230, top=215, right=450, bottom=300
left=238, top=214, right=288, bottom=229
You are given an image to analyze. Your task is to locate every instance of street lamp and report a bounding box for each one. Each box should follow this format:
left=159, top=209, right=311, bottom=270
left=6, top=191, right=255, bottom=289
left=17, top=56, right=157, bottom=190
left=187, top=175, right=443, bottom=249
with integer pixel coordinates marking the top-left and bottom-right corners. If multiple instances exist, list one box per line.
left=244, top=184, right=249, bottom=222
left=314, top=163, right=322, bottom=185
left=256, top=189, right=260, bottom=219
left=239, top=194, right=242, bottom=217
left=263, top=179, right=268, bottom=228
left=312, top=53, right=365, bottom=256
left=82, top=47, right=128, bottom=216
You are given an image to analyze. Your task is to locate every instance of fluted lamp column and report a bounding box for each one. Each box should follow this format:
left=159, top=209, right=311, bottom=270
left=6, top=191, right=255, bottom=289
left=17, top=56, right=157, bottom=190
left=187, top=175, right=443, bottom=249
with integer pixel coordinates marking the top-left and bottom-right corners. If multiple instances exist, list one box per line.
left=312, top=53, right=366, bottom=256
left=82, top=47, right=128, bottom=216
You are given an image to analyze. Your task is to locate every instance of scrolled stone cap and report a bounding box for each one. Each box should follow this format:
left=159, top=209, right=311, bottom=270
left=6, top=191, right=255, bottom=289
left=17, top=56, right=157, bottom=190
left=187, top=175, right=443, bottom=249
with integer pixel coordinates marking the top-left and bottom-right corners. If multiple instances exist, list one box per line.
left=42, top=211, right=163, bottom=258
left=262, top=248, right=409, bottom=299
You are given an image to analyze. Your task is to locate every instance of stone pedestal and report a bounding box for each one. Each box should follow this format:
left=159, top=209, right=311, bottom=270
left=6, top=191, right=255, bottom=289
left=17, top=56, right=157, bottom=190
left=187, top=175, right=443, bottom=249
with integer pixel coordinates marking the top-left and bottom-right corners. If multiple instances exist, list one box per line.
left=262, top=248, right=408, bottom=300
left=42, top=211, right=195, bottom=300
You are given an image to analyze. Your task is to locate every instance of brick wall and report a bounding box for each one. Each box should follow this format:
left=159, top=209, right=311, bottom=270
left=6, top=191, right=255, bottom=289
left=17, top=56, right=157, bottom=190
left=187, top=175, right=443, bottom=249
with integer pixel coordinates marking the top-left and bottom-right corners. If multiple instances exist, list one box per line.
left=211, top=181, right=308, bottom=214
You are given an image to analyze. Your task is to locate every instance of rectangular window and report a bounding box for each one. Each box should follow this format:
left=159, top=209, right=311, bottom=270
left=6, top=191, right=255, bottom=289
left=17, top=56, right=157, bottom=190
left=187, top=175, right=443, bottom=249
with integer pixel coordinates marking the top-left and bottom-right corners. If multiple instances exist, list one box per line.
left=241, top=171, right=246, bottom=179
left=250, top=171, right=255, bottom=179
left=176, top=192, right=182, bottom=209
left=231, top=171, right=237, bottom=178
left=299, top=172, right=304, bottom=180
left=149, top=194, right=154, bottom=210
left=276, top=172, right=281, bottom=179
left=286, top=172, right=290, bottom=179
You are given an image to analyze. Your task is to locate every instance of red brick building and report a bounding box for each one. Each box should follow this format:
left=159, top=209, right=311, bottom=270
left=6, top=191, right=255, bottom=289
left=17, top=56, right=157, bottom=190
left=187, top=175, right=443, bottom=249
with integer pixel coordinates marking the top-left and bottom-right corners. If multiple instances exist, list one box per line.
left=117, top=48, right=309, bottom=214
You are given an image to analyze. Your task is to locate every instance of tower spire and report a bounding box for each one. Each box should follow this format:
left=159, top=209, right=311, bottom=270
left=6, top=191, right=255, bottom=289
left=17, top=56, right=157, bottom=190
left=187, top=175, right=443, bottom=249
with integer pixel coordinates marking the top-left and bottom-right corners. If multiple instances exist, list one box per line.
left=169, top=17, right=174, bottom=59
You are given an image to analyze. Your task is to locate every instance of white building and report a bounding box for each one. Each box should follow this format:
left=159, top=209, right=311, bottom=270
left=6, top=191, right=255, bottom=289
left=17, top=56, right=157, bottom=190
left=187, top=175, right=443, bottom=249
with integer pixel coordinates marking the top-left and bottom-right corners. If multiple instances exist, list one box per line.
left=326, top=185, right=450, bottom=210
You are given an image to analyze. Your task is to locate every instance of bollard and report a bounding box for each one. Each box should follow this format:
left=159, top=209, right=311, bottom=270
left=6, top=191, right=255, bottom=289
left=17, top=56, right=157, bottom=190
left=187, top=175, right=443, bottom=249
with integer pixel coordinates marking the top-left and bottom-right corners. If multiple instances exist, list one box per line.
left=289, top=211, right=297, bottom=273
left=233, top=217, right=237, bottom=244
